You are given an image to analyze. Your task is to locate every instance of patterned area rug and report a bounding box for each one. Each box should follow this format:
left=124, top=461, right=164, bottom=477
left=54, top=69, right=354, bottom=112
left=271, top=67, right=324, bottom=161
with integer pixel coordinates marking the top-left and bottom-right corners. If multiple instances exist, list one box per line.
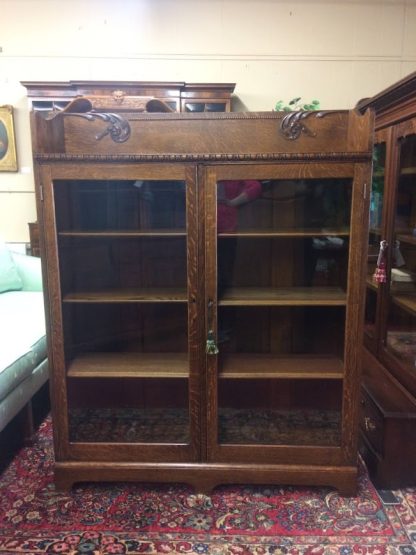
left=0, top=418, right=415, bottom=554
left=68, top=407, right=340, bottom=445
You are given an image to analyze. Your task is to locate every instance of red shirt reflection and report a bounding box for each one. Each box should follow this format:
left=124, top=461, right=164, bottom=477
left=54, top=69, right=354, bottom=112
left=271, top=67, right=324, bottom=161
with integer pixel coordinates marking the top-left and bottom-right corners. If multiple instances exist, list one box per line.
left=217, top=180, right=262, bottom=233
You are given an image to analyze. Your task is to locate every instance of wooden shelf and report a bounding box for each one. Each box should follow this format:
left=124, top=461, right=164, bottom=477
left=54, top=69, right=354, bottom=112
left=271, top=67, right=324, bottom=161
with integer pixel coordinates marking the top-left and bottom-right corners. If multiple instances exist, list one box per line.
left=367, top=276, right=416, bottom=315
left=367, top=281, right=416, bottom=314
left=369, top=228, right=382, bottom=236
left=392, top=294, right=416, bottom=315
left=396, top=233, right=416, bottom=246
left=219, top=354, right=344, bottom=379
left=59, top=229, right=187, bottom=238
left=67, top=352, right=344, bottom=380
left=63, top=288, right=188, bottom=303
left=219, top=227, right=350, bottom=238
left=401, top=167, right=416, bottom=176
left=366, top=276, right=378, bottom=291
left=63, top=287, right=346, bottom=305
left=219, top=287, right=347, bottom=306
left=67, top=352, right=189, bottom=378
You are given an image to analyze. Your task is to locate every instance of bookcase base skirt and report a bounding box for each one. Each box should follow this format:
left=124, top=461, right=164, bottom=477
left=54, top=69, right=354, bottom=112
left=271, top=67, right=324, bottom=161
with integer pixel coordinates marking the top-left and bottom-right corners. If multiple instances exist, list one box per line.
left=54, top=462, right=358, bottom=496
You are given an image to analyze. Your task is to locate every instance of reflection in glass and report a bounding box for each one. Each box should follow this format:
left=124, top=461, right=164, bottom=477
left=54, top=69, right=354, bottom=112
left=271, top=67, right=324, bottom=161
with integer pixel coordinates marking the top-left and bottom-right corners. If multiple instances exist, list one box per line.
left=218, top=410, right=340, bottom=446
left=53, top=179, right=190, bottom=444
left=65, top=303, right=190, bottom=443
left=365, top=143, right=386, bottom=338
left=68, top=387, right=190, bottom=443
left=184, top=102, right=226, bottom=113
left=370, top=144, right=386, bottom=232
left=217, top=178, right=352, bottom=233
left=54, top=179, right=186, bottom=232
left=218, top=387, right=342, bottom=446
left=59, top=236, right=187, bottom=295
left=215, top=178, right=351, bottom=446
left=386, top=135, right=416, bottom=372
left=216, top=178, right=351, bottom=299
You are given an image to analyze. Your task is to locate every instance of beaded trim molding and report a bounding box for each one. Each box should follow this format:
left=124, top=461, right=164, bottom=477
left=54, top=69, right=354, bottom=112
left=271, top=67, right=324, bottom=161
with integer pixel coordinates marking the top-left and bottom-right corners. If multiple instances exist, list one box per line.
left=35, top=151, right=372, bottom=162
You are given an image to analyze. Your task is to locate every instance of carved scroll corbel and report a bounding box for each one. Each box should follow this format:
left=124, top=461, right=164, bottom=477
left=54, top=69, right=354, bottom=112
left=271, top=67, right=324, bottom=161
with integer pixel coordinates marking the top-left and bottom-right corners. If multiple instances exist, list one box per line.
left=83, top=112, right=131, bottom=143
left=279, top=110, right=330, bottom=140
left=44, top=97, right=131, bottom=143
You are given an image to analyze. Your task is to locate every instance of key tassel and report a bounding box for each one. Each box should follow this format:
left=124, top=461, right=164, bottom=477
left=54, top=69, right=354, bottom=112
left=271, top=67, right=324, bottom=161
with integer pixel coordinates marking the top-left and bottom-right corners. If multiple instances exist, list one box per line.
left=373, top=240, right=388, bottom=284
left=206, top=330, right=219, bottom=355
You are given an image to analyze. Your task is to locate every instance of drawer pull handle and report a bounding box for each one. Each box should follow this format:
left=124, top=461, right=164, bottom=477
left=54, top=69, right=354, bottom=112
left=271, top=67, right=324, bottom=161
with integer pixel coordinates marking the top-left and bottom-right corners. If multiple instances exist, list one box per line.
left=365, top=416, right=377, bottom=432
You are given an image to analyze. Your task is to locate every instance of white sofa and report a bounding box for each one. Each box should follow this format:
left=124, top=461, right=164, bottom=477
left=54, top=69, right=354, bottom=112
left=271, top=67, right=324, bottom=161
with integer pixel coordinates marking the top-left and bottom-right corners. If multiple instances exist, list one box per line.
left=0, top=244, right=48, bottom=440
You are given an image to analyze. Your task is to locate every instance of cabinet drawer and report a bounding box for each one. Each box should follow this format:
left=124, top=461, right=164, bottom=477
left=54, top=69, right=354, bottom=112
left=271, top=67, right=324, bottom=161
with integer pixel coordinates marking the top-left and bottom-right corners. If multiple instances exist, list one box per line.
left=360, top=389, right=384, bottom=455
left=358, top=432, right=380, bottom=477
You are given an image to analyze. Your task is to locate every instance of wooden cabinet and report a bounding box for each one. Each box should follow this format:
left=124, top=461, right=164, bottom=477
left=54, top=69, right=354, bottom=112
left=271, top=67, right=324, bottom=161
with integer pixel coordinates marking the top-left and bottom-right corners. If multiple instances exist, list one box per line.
left=180, top=83, right=234, bottom=113
left=358, top=71, right=416, bottom=488
left=29, top=103, right=373, bottom=494
left=22, top=80, right=235, bottom=113
left=359, top=349, right=416, bottom=489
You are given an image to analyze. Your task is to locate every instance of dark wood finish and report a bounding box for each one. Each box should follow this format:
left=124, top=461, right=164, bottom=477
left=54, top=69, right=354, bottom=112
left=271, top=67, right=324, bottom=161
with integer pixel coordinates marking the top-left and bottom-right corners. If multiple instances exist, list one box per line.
left=21, top=80, right=235, bottom=113
left=27, top=87, right=372, bottom=494
left=359, top=349, right=416, bottom=488
left=63, top=288, right=188, bottom=303
left=28, top=221, right=40, bottom=256
left=54, top=461, right=358, bottom=496
left=358, top=71, right=416, bottom=487
left=357, top=72, right=416, bottom=129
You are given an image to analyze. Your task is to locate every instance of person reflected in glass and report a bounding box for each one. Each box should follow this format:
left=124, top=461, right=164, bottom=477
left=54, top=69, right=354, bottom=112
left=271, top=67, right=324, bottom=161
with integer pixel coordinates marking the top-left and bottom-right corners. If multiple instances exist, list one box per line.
left=217, top=180, right=263, bottom=234
left=217, top=180, right=262, bottom=343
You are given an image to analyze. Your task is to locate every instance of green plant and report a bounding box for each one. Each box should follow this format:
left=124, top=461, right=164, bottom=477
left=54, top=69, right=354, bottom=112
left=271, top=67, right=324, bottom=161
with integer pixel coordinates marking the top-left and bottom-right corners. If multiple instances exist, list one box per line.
left=274, top=97, right=320, bottom=112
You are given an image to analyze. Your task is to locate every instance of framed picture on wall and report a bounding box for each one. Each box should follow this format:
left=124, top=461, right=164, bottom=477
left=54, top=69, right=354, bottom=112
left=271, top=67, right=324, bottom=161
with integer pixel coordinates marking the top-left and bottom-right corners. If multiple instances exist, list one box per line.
left=0, top=105, right=18, bottom=172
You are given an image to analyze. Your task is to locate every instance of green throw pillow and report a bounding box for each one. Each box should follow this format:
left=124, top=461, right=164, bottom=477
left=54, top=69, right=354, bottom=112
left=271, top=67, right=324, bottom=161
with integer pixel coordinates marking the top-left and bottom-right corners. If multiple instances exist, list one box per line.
left=0, top=243, right=23, bottom=293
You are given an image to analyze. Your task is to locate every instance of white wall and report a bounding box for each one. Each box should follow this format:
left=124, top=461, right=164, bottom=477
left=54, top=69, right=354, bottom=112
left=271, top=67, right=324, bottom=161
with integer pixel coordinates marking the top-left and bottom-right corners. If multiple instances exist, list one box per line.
left=1, top=0, right=415, bottom=242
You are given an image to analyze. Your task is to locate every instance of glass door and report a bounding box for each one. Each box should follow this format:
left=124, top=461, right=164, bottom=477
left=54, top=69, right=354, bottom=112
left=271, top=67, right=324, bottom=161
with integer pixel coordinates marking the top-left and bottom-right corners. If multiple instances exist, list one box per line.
left=204, top=164, right=368, bottom=464
left=383, top=120, right=416, bottom=395
left=42, top=164, right=200, bottom=461
left=364, top=133, right=387, bottom=350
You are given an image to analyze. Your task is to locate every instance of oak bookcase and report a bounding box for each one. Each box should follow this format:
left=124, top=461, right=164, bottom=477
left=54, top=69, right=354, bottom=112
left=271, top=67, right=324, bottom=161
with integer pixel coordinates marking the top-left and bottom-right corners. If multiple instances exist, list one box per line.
left=29, top=101, right=373, bottom=494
